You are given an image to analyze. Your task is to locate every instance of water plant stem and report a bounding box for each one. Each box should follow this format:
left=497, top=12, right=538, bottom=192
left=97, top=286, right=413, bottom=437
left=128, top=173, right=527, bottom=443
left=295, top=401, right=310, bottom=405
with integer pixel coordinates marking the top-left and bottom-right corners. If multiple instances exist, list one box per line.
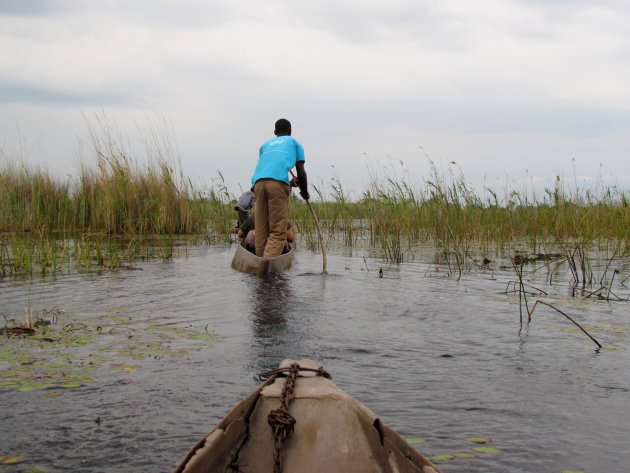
left=513, top=262, right=530, bottom=323
left=306, top=200, right=327, bottom=274
left=528, top=300, right=602, bottom=349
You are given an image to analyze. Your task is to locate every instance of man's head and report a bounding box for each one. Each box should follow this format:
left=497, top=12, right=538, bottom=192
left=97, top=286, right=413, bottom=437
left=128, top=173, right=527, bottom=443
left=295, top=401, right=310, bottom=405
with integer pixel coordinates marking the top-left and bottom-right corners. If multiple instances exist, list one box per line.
left=274, top=119, right=291, bottom=136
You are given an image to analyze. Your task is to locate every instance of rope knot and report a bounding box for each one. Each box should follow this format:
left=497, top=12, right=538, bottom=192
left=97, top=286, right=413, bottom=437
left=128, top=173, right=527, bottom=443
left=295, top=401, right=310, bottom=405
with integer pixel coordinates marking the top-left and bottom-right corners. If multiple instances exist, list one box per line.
left=267, top=362, right=301, bottom=473
left=267, top=408, right=296, bottom=440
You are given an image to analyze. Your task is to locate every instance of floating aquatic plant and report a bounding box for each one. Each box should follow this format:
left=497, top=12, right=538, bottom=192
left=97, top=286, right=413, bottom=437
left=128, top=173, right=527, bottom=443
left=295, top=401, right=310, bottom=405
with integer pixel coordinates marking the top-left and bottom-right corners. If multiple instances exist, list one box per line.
left=405, top=438, right=426, bottom=444
left=0, top=308, right=216, bottom=392
left=0, top=456, right=25, bottom=464
left=472, top=446, right=500, bottom=454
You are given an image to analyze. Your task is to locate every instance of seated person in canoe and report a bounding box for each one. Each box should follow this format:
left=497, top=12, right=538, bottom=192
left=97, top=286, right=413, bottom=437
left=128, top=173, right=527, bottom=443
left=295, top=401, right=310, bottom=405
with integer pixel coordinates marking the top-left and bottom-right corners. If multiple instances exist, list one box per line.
left=237, top=214, right=294, bottom=255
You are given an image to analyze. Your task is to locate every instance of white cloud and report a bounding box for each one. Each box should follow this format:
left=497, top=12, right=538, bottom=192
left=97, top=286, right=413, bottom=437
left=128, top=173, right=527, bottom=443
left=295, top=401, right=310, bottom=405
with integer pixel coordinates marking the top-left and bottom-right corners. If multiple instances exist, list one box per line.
left=1, top=0, right=629, bottom=196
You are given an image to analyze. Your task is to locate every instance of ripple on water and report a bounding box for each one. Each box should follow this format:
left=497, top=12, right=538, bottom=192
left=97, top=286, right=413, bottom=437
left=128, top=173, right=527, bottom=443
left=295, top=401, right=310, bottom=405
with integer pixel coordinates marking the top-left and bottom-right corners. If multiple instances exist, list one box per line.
left=1, top=245, right=629, bottom=473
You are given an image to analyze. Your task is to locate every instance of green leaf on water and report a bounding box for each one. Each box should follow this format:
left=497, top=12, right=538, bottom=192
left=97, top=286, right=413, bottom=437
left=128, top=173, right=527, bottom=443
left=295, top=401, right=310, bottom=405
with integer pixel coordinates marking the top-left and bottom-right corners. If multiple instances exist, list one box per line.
left=431, top=454, right=455, bottom=462
left=0, top=309, right=217, bottom=392
left=465, top=437, right=492, bottom=443
left=109, top=362, right=136, bottom=372
left=453, top=453, right=476, bottom=458
left=405, top=438, right=426, bottom=444
left=472, top=446, right=500, bottom=454
left=61, top=382, right=82, bottom=388
left=2, top=456, right=25, bottom=464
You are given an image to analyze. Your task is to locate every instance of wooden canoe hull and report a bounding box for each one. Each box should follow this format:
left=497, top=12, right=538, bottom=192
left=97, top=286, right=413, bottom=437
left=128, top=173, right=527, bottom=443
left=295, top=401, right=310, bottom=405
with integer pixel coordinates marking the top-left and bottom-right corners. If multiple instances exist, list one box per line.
left=173, top=359, right=441, bottom=473
left=230, top=242, right=295, bottom=275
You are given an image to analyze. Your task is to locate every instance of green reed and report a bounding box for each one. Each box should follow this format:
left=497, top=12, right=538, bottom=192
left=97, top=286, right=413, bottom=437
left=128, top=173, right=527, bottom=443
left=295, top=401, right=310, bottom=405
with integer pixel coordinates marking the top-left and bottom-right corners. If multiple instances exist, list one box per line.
left=2, top=118, right=628, bottom=273
left=0, top=115, right=231, bottom=236
left=0, top=114, right=237, bottom=275
left=288, top=162, right=628, bottom=266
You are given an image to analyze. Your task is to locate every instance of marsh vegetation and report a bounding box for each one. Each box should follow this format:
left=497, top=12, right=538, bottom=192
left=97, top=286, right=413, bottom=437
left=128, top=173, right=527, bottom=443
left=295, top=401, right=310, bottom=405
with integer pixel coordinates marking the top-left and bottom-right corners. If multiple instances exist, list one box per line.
left=1, top=122, right=629, bottom=473
left=1, top=119, right=628, bottom=284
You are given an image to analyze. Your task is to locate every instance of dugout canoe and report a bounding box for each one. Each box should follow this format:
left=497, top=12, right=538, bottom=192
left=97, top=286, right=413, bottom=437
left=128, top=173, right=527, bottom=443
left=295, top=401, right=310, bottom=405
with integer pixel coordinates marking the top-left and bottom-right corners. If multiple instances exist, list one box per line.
left=172, top=359, right=441, bottom=473
left=231, top=241, right=295, bottom=275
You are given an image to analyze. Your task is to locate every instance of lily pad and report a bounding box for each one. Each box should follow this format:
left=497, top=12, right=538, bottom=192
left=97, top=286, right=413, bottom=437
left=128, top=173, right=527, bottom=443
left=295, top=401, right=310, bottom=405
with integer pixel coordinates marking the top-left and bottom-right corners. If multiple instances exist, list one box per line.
left=0, top=309, right=217, bottom=392
left=472, top=446, right=500, bottom=454
left=453, top=453, right=476, bottom=458
left=1, top=456, right=25, bottom=464
left=405, top=438, right=426, bottom=444
left=109, top=362, right=137, bottom=373
left=431, top=454, right=455, bottom=462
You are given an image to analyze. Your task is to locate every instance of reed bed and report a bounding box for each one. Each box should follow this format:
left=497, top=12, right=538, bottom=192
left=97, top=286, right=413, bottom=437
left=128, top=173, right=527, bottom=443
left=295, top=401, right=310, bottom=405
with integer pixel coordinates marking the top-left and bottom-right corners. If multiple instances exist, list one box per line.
left=0, top=117, right=234, bottom=275
left=1, top=122, right=628, bottom=277
left=0, top=154, right=216, bottom=236
left=289, top=164, right=629, bottom=271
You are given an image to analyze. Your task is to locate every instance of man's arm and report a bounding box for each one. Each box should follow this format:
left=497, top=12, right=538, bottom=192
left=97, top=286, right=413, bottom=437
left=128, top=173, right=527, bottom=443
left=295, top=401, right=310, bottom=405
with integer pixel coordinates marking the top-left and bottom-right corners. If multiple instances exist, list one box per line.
left=295, top=161, right=309, bottom=201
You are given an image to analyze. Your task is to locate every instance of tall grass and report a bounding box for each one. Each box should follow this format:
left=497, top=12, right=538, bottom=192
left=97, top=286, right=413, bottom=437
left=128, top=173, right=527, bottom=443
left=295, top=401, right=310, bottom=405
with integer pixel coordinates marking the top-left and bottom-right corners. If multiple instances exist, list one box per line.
left=2, top=119, right=628, bottom=274
left=0, top=115, right=235, bottom=275
left=289, top=161, right=629, bottom=267
left=0, top=117, right=232, bottom=236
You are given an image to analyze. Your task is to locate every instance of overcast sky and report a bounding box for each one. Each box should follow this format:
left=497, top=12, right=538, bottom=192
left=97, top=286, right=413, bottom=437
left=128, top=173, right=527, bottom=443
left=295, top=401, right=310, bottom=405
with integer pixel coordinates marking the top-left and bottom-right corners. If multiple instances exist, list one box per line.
left=1, top=0, right=629, bottom=199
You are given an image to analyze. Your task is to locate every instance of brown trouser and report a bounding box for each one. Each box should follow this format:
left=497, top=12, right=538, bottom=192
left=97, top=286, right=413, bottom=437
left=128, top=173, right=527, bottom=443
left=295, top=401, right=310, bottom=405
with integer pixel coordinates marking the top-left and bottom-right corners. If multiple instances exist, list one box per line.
left=253, top=179, right=290, bottom=259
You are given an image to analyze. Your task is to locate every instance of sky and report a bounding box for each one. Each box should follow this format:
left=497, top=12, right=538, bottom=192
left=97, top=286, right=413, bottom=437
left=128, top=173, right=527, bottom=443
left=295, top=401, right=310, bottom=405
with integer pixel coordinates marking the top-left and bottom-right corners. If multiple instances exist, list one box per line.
left=1, top=0, right=629, bottom=200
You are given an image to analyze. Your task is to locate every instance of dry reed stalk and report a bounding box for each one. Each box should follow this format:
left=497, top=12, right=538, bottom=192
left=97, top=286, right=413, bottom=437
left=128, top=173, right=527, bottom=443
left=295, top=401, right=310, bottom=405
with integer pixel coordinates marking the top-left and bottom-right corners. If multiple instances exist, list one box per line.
left=306, top=200, right=327, bottom=274
left=528, top=300, right=602, bottom=349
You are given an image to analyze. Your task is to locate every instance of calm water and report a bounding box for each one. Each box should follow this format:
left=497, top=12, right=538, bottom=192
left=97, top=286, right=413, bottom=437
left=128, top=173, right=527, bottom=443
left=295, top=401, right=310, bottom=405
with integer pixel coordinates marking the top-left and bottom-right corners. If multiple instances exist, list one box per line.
left=1, top=244, right=629, bottom=473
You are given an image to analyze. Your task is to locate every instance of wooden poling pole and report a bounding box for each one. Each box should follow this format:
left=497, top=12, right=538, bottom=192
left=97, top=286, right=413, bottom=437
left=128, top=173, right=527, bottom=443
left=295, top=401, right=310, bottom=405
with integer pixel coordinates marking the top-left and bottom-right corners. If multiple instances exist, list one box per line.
left=290, top=170, right=327, bottom=274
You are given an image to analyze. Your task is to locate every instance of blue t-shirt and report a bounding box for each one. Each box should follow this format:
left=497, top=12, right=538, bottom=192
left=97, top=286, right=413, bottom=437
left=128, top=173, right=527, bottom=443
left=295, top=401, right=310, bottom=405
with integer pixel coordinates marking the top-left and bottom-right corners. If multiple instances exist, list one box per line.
left=251, top=135, right=305, bottom=186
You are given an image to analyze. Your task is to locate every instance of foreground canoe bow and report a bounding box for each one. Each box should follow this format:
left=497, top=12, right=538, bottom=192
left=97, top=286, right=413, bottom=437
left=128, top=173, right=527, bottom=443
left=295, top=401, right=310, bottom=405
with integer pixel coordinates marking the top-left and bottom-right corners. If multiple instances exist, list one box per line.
left=173, top=359, right=440, bottom=473
left=231, top=241, right=295, bottom=275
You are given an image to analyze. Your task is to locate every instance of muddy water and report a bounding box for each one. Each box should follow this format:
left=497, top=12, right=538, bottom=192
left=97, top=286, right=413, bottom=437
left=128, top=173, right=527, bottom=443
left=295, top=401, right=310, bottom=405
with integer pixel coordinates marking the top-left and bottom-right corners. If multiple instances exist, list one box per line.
left=1, top=245, right=629, bottom=473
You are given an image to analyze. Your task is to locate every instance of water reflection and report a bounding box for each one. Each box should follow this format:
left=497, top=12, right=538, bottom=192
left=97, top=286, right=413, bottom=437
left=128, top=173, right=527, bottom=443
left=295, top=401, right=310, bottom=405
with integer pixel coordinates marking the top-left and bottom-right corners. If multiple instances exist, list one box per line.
left=3, top=246, right=630, bottom=473
left=247, top=274, right=293, bottom=374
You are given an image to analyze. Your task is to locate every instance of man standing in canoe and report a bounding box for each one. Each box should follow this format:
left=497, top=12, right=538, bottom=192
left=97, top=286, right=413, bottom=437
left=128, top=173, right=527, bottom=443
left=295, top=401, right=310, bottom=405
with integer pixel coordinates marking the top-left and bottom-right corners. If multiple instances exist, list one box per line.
left=252, top=118, right=309, bottom=259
